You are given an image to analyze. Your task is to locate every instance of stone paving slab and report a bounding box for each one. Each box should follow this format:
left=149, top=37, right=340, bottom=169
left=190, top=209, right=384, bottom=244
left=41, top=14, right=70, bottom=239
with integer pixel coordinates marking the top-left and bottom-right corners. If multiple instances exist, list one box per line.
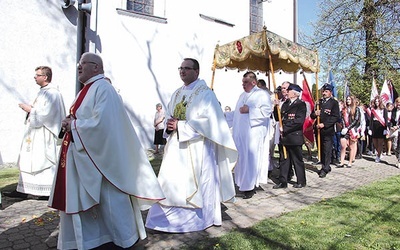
left=1, top=155, right=399, bottom=250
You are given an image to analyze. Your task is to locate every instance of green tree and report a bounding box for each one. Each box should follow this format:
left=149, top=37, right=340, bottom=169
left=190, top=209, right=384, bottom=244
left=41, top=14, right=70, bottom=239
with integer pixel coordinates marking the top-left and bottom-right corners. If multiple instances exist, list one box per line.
left=300, top=0, right=400, bottom=104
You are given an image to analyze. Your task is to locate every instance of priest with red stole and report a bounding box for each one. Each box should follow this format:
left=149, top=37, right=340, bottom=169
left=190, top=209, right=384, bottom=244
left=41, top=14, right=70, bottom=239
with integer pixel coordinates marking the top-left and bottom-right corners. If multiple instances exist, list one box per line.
left=49, top=52, right=165, bottom=249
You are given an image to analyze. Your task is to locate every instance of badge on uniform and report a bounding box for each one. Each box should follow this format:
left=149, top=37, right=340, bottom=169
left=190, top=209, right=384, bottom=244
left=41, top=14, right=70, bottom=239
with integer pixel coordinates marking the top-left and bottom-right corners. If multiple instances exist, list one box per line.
left=324, top=109, right=331, bottom=115
left=288, top=113, right=295, bottom=119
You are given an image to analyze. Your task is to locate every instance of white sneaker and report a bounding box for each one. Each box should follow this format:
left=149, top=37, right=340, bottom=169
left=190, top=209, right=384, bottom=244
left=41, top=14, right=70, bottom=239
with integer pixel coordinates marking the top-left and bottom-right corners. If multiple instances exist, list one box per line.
left=397, top=162, right=400, bottom=168
left=375, top=156, right=381, bottom=163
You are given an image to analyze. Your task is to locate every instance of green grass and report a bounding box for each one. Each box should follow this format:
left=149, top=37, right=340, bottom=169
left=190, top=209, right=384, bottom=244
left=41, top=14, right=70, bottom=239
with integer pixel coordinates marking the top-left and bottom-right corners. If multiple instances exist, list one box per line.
left=0, top=167, right=19, bottom=191
left=183, top=175, right=400, bottom=250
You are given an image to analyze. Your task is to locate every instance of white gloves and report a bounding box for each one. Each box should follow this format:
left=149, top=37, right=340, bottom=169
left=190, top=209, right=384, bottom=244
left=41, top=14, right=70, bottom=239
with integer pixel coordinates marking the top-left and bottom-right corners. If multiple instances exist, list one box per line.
left=368, top=130, right=372, bottom=136
left=341, top=128, right=348, bottom=135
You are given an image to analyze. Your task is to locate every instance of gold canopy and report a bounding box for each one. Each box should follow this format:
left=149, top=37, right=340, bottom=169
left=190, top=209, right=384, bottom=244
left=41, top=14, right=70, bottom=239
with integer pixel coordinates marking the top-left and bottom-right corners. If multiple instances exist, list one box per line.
left=210, top=27, right=320, bottom=161
left=212, top=28, right=319, bottom=74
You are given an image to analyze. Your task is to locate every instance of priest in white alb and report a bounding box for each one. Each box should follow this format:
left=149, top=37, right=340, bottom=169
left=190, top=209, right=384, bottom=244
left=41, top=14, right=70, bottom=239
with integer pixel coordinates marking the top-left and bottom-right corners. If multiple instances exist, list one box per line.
left=49, top=52, right=165, bottom=250
left=145, top=58, right=238, bottom=233
left=232, top=71, right=273, bottom=199
left=3, top=66, right=66, bottom=200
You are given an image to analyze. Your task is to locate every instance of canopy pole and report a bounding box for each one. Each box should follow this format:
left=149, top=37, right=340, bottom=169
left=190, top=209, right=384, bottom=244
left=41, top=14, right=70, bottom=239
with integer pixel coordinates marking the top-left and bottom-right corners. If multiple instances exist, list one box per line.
left=265, top=30, right=287, bottom=159
left=210, top=45, right=218, bottom=90
left=315, top=51, right=321, bottom=161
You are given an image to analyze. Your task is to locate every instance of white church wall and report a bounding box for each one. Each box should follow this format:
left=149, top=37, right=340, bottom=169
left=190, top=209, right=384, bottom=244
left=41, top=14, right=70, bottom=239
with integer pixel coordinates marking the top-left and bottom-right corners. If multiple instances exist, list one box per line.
left=0, top=0, right=294, bottom=163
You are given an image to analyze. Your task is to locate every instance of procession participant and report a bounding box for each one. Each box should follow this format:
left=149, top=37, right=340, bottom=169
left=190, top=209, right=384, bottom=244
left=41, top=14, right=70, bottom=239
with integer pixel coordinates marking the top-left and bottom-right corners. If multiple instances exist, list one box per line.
left=145, top=58, right=237, bottom=232
left=338, top=95, right=361, bottom=168
left=49, top=52, right=165, bottom=249
left=310, top=84, right=340, bottom=178
left=369, top=96, right=388, bottom=162
left=273, top=84, right=307, bottom=189
left=3, top=66, right=66, bottom=200
left=231, top=72, right=273, bottom=199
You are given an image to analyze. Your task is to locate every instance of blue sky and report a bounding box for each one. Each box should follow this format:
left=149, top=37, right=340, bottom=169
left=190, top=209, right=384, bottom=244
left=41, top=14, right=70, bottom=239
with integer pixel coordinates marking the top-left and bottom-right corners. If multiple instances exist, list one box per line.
left=298, top=0, right=318, bottom=35
left=297, top=0, right=324, bottom=85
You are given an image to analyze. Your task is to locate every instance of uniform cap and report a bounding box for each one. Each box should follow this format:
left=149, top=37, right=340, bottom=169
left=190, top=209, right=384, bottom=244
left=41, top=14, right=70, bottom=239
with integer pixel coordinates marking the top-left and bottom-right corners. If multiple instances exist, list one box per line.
left=287, top=84, right=302, bottom=92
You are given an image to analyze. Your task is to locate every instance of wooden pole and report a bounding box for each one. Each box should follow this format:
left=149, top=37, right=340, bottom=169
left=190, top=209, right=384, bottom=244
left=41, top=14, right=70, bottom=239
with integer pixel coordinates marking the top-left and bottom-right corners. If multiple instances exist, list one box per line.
left=315, top=52, right=321, bottom=161
left=210, top=45, right=218, bottom=90
left=265, top=30, right=287, bottom=159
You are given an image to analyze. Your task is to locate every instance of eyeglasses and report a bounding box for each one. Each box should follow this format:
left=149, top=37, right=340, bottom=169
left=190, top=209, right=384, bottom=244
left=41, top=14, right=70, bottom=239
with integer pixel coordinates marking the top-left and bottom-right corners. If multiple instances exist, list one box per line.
left=178, top=67, right=195, bottom=71
left=77, top=61, right=97, bottom=67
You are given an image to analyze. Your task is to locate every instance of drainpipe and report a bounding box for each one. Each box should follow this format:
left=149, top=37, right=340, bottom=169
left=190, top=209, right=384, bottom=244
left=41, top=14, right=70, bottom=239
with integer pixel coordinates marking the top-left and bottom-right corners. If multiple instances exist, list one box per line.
left=76, top=0, right=88, bottom=94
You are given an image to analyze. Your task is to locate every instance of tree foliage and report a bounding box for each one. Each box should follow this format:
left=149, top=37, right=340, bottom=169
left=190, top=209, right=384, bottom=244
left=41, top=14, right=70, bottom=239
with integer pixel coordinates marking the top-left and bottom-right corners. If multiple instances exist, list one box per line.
left=300, top=0, right=400, bottom=104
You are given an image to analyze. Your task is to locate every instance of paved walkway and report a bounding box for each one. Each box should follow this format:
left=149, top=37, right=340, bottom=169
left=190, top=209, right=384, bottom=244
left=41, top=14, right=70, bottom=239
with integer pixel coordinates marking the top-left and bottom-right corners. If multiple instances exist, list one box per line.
left=1, top=154, right=399, bottom=250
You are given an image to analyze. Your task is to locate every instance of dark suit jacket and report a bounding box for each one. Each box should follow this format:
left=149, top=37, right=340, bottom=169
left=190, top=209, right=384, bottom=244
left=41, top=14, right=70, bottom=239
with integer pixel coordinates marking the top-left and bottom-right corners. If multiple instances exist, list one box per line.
left=389, top=108, right=399, bottom=127
left=311, top=97, right=340, bottom=136
left=341, top=107, right=361, bottom=130
left=280, top=98, right=306, bottom=146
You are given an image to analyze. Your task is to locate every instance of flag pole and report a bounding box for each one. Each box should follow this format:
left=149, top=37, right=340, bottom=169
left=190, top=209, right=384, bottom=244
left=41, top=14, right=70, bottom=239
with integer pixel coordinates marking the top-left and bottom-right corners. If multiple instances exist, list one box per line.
left=301, top=71, right=316, bottom=154
left=315, top=51, right=321, bottom=161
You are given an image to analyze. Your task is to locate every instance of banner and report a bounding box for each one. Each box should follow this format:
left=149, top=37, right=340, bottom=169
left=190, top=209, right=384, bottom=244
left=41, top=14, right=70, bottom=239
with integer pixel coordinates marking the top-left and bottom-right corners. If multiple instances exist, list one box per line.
left=344, top=81, right=351, bottom=100
left=327, top=69, right=338, bottom=97
left=388, top=79, right=398, bottom=102
left=301, top=77, right=315, bottom=144
left=380, top=78, right=392, bottom=106
left=370, top=77, right=379, bottom=102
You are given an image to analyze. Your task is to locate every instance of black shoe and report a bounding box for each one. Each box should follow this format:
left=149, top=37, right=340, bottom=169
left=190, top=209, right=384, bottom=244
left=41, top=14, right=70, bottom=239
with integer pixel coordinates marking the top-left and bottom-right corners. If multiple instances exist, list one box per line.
left=36, top=196, right=49, bottom=200
left=243, top=190, right=255, bottom=199
left=293, top=183, right=306, bottom=188
left=336, top=164, right=345, bottom=168
left=332, top=159, right=340, bottom=165
left=355, top=155, right=362, bottom=159
left=319, top=171, right=327, bottom=178
left=2, top=190, right=28, bottom=199
left=273, top=183, right=287, bottom=189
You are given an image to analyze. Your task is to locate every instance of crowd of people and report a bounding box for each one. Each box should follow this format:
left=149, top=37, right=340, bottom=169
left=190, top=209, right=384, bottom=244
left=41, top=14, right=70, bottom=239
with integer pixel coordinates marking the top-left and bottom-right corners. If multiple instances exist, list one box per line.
left=2, top=53, right=399, bottom=249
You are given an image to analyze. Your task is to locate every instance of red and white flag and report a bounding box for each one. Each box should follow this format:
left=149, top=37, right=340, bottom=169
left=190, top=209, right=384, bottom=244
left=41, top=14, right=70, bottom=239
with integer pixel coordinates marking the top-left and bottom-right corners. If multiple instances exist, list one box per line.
left=301, top=76, right=315, bottom=144
left=370, top=77, right=379, bottom=102
left=380, top=78, right=392, bottom=106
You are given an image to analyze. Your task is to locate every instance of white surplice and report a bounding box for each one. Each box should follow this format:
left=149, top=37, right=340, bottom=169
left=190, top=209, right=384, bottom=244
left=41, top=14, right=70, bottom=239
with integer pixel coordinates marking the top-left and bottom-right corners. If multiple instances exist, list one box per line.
left=232, top=86, right=273, bottom=191
left=145, top=79, right=238, bottom=233
left=17, top=83, right=66, bottom=196
left=48, top=75, right=165, bottom=249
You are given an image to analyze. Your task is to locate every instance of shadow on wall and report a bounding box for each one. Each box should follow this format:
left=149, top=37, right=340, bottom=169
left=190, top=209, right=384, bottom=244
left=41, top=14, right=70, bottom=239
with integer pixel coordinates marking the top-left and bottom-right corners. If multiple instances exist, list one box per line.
left=0, top=75, right=30, bottom=104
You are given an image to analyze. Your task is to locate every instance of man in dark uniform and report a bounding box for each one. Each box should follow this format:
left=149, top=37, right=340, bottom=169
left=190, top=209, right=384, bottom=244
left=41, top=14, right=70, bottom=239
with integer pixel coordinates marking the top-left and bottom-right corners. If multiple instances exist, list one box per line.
left=311, top=84, right=340, bottom=178
left=273, top=84, right=307, bottom=189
